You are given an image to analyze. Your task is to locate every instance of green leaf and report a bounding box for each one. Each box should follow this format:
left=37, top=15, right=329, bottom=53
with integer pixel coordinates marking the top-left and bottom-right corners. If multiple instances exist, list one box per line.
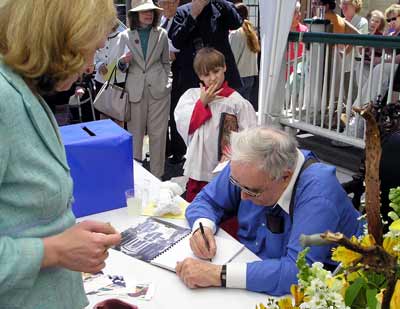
left=364, top=272, right=386, bottom=289
left=366, top=288, right=378, bottom=309
left=345, top=277, right=366, bottom=306
left=388, top=211, right=399, bottom=221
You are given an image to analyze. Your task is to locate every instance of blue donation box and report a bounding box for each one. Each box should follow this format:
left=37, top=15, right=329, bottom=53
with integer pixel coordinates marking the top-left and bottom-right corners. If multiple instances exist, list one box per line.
left=60, top=120, right=133, bottom=217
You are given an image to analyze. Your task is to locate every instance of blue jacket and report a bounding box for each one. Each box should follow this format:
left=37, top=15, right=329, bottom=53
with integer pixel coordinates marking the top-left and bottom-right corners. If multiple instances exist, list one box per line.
left=169, top=0, right=243, bottom=93
left=186, top=151, right=363, bottom=296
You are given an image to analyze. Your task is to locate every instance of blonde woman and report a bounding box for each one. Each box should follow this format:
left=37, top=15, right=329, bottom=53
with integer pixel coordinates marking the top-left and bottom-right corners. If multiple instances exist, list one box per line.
left=0, top=1, right=120, bottom=308
left=340, top=0, right=368, bottom=33
left=229, top=3, right=260, bottom=104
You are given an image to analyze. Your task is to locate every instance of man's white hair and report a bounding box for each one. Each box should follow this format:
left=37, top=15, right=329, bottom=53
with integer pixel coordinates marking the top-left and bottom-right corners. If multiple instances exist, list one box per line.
left=230, top=127, right=299, bottom=180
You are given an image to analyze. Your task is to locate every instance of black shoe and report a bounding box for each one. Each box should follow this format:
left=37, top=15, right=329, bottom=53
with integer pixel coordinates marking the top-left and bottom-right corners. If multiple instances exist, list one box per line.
left=168, top=155, right=185, bottom=164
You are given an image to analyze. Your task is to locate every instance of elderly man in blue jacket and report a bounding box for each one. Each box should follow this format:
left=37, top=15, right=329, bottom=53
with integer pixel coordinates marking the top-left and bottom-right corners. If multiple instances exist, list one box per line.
left=168, top=0, right=243, bottom=94
left=176, top=127, right=363, bottom=296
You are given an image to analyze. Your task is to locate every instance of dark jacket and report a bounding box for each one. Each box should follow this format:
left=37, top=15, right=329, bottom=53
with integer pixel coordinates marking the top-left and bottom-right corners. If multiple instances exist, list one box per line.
left=169, top=0, right=243, bottom=94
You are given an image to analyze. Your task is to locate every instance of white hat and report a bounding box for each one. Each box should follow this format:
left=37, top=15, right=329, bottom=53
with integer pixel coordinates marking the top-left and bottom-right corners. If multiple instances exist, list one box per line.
left=129, top=0, right=163, bottom=12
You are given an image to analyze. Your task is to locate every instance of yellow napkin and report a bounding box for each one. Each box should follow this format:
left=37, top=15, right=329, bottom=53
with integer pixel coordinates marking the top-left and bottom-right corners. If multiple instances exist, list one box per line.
left=141, top=200, right=189, bottom=219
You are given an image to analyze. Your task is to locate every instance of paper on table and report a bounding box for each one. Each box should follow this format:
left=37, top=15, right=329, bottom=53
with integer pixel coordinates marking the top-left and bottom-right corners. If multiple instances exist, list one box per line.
left=141, top=199, right=189, bottom=219
left=150, top=234, right=244, bottom=272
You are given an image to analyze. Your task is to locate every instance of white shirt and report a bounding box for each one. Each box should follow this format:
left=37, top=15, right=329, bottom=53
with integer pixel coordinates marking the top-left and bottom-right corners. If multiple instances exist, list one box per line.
left=94, top=31, right=126, bottom=84
left=160, top=16, right=180, bottom=53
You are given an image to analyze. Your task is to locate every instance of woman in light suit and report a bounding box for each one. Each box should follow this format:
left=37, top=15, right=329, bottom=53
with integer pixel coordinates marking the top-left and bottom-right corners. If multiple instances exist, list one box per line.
left=119, top=0, right=171, bottom=179
left=0, top=0, right=121, bottom=308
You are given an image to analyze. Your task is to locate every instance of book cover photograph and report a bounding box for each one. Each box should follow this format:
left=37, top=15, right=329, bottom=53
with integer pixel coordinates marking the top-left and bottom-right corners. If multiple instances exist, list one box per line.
left=114, top=217, right=191, bottom=263
left=114, top=217, right=245, bottom=272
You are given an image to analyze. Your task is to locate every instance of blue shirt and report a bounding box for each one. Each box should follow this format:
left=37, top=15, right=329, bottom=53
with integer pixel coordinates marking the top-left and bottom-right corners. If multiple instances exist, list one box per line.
left=185, top=150, right=363, bottom=296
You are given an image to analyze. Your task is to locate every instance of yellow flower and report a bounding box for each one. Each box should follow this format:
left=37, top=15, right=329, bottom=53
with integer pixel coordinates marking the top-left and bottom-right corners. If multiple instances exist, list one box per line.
left=346, top=271, right=360, bottom=282
left=360, top=234, right=376, bottom=247
left=332, top=246, right=362, bottom=267
left=290, top=284, right=304, bottom=306
left=389, top=219, right=400, bottom=231
left=383, top=237, right=400, bottom=258
left=277, top=297, right=294, bottom=309
left=256, top=304, right=266, bottom=309
left=391, top=280, right=400, bottom=309
left=376, top=288, right=384, bottom=304
left=328, top=275, right=349, bottom=297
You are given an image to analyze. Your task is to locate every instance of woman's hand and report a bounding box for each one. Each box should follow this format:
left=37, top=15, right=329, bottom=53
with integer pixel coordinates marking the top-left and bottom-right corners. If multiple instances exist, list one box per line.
left=199, top=82, right=223, bottom=107
left=121, top=51, right=133, bottom=64
left=99, top=64, right=108, bottom=76
left=74, top=87, right=85, bottom=97
left=42, top=220, right=121, bottom=273
left=189, top=226, right=216, bottom=260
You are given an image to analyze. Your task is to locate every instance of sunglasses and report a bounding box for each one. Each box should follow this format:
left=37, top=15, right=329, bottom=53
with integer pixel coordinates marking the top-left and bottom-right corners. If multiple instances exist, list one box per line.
left=229, top=175, right=264, bottom=198
left=386, top=16, right=398, bottom=23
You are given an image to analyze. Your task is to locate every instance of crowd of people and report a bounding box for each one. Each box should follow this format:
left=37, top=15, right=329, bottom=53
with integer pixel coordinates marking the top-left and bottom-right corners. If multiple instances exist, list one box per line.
left=1, top=0, right=399, bottom=307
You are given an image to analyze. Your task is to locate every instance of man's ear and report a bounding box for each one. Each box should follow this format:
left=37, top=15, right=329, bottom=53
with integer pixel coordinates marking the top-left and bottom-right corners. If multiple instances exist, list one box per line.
left=223, top=65, right=227, bottom=73
left=281, top=169, right=293, bottom=182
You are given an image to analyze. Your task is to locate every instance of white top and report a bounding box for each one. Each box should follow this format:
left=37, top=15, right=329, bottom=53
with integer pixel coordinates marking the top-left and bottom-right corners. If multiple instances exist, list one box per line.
left=174, top=88, right=257, bottom=182
left=351, top=14, right=368, bottom=34
left=94, top=31, right=126, bottom=84
left=229, top=28, right=258, bottom=78
left=343, top=14, right=368, bottom=72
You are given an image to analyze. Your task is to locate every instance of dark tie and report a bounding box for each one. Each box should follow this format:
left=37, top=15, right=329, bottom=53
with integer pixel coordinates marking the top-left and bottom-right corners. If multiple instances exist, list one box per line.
left=161, top=18, right=169, bottom=30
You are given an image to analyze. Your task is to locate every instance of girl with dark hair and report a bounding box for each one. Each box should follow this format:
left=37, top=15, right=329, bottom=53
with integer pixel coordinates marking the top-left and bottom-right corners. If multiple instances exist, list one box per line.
left=118, top=0, right=171, bottom=179
left=229, top=3, right=260, bottom=103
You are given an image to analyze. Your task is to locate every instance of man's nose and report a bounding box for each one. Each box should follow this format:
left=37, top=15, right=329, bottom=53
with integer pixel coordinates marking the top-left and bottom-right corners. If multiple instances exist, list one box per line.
left=240, top=191, right=251, bottom=200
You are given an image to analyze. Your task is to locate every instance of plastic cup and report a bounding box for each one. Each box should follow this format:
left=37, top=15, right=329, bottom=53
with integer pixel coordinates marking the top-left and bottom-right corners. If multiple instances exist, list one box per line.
left=125, top=186, right=143, bottom=216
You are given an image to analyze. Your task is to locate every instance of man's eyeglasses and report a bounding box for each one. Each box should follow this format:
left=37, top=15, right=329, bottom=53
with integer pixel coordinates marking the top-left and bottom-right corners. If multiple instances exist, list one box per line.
left=386, top=16, right=398, bottom=23
left=229, top=175, right=264, bottom=198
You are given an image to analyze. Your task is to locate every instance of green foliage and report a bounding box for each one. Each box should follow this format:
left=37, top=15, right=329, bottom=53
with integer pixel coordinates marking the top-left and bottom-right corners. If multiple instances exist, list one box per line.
left=389, top=187, right=400, bottom=221
left=296, top=247, right=311, bottom=284
left=344, top=272, right=386, bottom=308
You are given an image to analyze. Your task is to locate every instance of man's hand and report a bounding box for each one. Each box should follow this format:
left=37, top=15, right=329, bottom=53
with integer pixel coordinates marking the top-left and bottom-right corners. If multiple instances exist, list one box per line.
left=190, top=226, right=216, bottom=260
left=199, top=83, right=223, bottom=107
left=191, top=0, right=209, bottom=19
left=176, top=258, right=222, bottom=288
left=99, top=64, right=108, bottom=76
left=42, top=221, right=121, bottom=273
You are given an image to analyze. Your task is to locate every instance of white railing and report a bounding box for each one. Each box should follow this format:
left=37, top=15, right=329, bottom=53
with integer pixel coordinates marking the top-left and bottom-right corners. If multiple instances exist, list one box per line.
left=281, top=32, right=400, bottom=148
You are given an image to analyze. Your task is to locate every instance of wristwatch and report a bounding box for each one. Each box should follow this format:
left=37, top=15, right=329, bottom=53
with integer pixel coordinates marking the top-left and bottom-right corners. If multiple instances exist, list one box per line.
left=220, top=264, right=227, bottom=287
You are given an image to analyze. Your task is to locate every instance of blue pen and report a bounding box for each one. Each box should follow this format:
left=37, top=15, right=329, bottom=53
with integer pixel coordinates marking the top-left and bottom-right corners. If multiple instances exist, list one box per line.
left=199, top=222, right=212, bottom=262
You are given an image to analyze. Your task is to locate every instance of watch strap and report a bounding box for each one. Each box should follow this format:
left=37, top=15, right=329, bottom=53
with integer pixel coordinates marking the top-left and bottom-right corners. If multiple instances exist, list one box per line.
left=220, top=264, right=227, bottom=287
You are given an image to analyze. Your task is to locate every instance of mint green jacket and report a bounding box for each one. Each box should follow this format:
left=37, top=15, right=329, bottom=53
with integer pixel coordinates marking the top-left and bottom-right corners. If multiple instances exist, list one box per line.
left=0, top=62, right=88, bottom=308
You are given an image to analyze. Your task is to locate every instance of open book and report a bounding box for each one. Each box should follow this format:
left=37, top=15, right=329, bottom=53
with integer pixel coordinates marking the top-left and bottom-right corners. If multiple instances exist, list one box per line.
left=115, top=218, right=244, bottom=272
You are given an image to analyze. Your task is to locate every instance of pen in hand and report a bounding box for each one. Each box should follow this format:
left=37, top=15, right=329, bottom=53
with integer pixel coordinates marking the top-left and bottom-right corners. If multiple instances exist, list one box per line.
left=199, top=222, right=212, bottom=262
